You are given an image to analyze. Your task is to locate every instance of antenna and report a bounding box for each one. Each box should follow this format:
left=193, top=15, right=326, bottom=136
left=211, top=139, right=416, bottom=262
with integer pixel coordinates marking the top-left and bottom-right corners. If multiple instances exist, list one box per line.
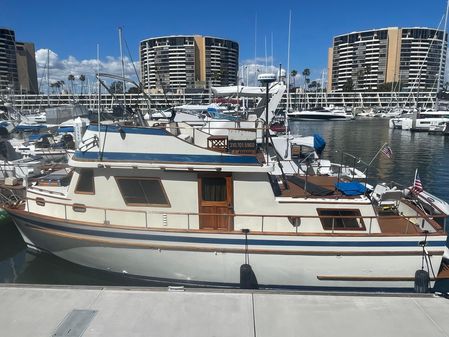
left=118, top=27, right=126, bottom=109
left=254, top=13, right=257, bottom=86
left=265, top=35, right=268, bottom=72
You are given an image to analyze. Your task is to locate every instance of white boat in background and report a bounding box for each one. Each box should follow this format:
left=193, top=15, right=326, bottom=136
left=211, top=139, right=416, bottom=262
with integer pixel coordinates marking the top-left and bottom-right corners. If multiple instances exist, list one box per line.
left=288, top=106, right=354, bottom=121
left=2, top=120, right=448, bottom=292
left=380, top=107, right=413, bottom=119
left=0, top=139, right=42, bottom=179
left=389, top=110, right=449, bottom=131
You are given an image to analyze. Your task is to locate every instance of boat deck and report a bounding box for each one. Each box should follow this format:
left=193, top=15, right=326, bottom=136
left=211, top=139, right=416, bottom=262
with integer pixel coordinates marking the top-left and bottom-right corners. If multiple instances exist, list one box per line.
left=377, top=216, right=422, bottom=234
left=273, top=174, right=442, bottom=235
left=278, top=175, right=349, bottom=198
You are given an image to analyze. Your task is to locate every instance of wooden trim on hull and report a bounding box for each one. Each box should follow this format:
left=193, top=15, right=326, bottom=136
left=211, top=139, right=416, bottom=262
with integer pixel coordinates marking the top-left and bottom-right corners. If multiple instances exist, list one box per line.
left=19, top=222, right=446, bottom=257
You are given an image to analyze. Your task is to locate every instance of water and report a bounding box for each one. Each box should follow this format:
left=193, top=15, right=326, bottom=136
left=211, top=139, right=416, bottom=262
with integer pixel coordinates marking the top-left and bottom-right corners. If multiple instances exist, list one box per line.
left=1, top=119, right=448, bottom=286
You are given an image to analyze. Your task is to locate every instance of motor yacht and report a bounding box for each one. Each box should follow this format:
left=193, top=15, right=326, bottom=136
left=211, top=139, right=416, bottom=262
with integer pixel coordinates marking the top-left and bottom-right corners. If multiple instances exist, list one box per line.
left=2, top=121, right=448, bottom=291
left=288, top=106, right=354, bottom=121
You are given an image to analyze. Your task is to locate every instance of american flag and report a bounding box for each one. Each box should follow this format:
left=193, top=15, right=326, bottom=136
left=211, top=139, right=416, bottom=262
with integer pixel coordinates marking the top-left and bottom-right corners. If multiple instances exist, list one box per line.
left=381, top=145, right=393, bottom=159
left=412, top=173, right=424, bottom=194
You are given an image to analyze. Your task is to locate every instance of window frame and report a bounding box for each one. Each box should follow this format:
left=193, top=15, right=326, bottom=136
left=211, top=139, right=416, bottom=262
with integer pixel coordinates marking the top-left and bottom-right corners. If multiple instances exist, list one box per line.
left=115, top=177, right=171, bottom=207
left=200, top=176, right=228, bottom=202
left=74, top=169, right=95, bottom=195
left=317, top=208, right=366, bottom=231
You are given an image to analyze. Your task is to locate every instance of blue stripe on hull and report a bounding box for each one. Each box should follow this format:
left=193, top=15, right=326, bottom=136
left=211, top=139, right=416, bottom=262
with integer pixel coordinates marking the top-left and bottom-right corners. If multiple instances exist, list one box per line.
left=11, top=212, right=447, bottom=248
left=73, top=151, right=260, bottom=165
left=88, top=124, right=169, bottom=135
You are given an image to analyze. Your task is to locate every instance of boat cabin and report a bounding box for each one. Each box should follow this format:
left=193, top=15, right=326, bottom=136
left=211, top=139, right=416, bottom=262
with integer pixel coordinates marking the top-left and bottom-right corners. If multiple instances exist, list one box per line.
left=21, top=123, right=443, bottom=236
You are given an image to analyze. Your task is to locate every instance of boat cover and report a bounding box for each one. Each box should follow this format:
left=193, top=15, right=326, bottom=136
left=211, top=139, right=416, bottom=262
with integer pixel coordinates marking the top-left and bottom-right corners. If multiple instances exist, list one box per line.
left=313, top=134, right=326, bottom=155
left=15, top=124, right=47, bottom=132
left=335, top=181, right=367, bottom=196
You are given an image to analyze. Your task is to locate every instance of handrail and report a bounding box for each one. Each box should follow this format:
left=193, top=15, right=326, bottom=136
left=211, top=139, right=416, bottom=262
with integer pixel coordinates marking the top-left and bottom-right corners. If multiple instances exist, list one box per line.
left=21, top=196, right=447, bottom=222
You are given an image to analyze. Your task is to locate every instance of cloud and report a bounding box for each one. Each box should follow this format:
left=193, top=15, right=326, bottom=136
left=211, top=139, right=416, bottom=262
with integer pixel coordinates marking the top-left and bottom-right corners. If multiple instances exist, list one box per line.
left=35, top=48, right=140, bottom=93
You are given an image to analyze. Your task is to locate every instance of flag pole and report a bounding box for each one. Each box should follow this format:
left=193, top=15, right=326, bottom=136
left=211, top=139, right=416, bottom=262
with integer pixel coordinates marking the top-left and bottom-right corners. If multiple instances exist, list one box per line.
left=364, top=142, right=388, bottom=172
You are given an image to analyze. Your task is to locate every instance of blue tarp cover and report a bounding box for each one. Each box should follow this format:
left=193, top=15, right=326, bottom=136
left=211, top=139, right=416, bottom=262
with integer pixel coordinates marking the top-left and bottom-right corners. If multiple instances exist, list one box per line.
left=313, top=133, right=326, bottom=155
left=207, top=108, right=240, bottom=121
left=335, top=181, right=367, bottom=196
left=58, top=126, right=75, bottom=133
left=15, top=124, right=47, bottom=132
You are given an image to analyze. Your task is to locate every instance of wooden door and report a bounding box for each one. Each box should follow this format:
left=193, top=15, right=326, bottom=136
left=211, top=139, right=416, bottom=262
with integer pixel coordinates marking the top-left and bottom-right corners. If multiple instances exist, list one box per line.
left=198, top=174, right=234, bottom=231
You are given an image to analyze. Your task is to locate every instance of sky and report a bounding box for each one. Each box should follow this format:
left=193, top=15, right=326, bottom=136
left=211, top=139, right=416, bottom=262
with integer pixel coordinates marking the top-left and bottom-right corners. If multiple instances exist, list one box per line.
left=1, top=0, right=448, bottom=90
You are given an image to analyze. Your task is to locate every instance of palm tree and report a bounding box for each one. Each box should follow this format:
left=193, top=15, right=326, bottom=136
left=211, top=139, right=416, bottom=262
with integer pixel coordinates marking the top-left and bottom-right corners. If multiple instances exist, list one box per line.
left=58, top=80, right=65, bottom=94
left=79, top=74, right=86, bottom=96
left=302, top=68, right=310, bottom=90
left=50, top=82, right=57, bottom=94
left=67, top=74, right=75, bottom=94
left=290, top=70, right=298, bottom=89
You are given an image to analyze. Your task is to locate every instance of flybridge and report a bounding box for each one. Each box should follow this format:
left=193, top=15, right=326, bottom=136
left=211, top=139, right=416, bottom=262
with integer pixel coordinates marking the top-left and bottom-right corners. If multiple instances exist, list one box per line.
left=70, top=124, right=273, bottom=172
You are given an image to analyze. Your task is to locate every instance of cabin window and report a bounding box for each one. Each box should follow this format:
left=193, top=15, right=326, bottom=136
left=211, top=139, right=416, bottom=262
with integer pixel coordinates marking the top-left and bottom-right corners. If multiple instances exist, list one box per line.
left=116, top=178, right=170, bottom=206
left=75, top=169, right=95, bottom=194
left=201, top=177, right=227, bottom=201
left=317, top=209, right=365, bottom=230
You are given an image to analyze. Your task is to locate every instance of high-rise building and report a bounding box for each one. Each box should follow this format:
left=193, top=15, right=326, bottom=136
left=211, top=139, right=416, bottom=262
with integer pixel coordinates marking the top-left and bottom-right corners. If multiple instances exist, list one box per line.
left=327, top=27, right=448, bottom=92
left=0, top=28, right=19, bottom=94
left=0, top=28, right=38, bottom=94
left=16, top=42, right=38, bottom=94
left=140, top=35, right=239, bottom=92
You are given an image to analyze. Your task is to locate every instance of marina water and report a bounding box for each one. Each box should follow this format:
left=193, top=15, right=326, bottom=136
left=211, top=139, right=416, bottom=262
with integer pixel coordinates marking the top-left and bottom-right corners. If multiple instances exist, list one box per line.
left=1, top=119, right=448, bottom=286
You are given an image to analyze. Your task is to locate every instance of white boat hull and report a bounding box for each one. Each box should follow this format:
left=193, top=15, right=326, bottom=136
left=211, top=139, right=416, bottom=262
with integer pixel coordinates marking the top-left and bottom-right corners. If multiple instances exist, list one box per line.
left=287, top=111, right=353, bottom=121
left=10, top=209, right=447, bottom=290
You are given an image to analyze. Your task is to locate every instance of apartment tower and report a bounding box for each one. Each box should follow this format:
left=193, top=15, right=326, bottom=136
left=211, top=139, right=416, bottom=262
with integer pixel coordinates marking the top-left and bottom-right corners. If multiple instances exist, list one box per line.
left=327, top=27, right=447, bottom=92
left=140, top=35, right=239, bottom=92
left=0, top=28, right=19, bottom=94
left=0, top=28, right=38, bottom=94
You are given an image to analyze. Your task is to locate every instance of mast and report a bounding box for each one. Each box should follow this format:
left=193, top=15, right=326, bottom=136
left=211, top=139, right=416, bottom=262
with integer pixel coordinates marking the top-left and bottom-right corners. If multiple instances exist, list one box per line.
left=437, top=0, right=449, bottom=93
left=119, top=27, right=126, bottom=109
left=286, top=10, right=292, bottom=114
left=254, top=13, right=257, bottom=86
left=47, top=49, right=50, bottom=107
left=97, top=43, right=101, bottom=147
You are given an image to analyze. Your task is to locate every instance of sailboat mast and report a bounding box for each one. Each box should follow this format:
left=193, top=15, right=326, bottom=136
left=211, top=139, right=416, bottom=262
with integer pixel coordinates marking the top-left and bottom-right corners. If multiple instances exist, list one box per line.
left=97, top=43, right=101, bottom=147
left=254, top=14, right=257, bottom=86
left=119, top=27, right=126, bottom=109
left=437, top=0, right=449, bottom=92
left=47, top=49, right=50, bottom=107
left=286, top=10, right=292, bottom=114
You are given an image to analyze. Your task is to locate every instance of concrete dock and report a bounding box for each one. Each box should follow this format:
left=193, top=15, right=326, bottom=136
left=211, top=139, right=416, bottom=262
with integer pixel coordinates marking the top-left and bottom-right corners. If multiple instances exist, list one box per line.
left=0, top=285, right=449, bottom=337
